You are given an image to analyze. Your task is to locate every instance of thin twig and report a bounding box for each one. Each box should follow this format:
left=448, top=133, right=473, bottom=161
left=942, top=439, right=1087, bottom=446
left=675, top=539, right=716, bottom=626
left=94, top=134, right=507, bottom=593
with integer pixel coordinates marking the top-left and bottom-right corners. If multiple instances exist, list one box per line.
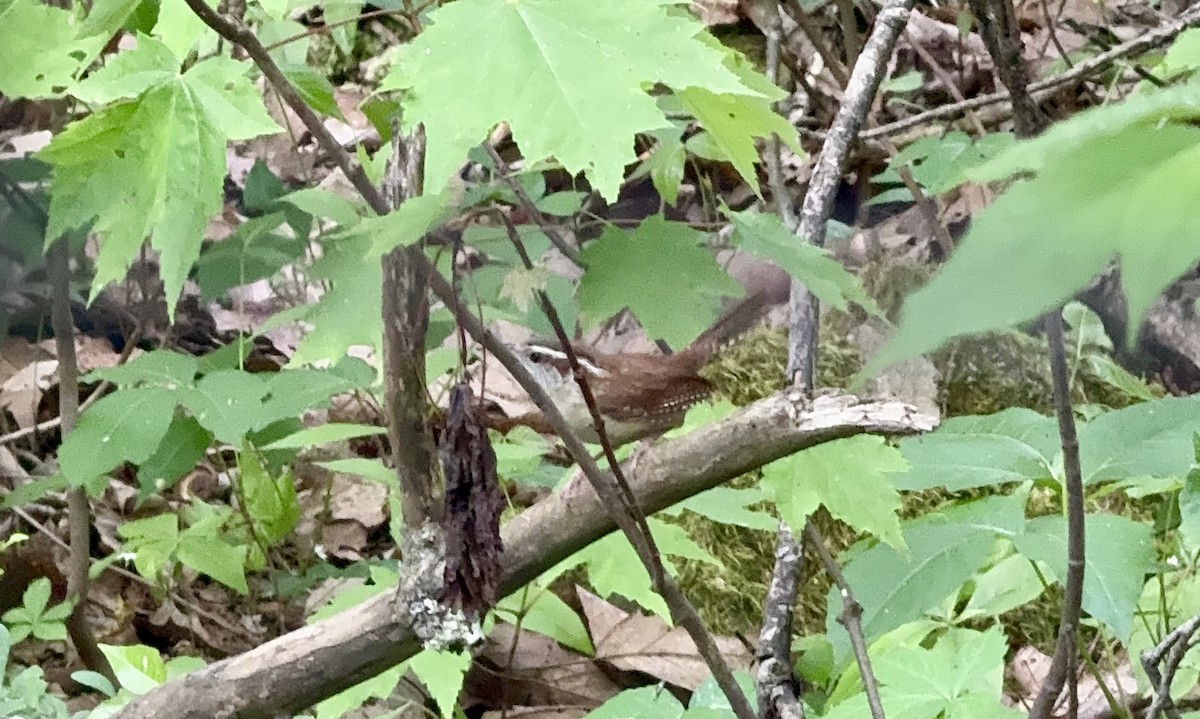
left=780, top=0, right=852, bottom=87
left=498, top=215, right=755, bottom=719
left=904, top=32, right=988, bottom=138
left=764, top=3, right=799, bottom=233
left=47, top=237, right=116, bottom=683
left=1029, top=311, right=1086, bottom=719
left=804, top=522, right=885, bottom=719
left=862, top=5, right=1200, bottom=140
left=788, top=0, right=913, bottom=382
left=484, top=142, right=582, bottom=264
left=757, top=10, right=805, bottom=719
left=1141, top=611, right=1200, bottom=719
left=180, top=0, right=391, bottom=216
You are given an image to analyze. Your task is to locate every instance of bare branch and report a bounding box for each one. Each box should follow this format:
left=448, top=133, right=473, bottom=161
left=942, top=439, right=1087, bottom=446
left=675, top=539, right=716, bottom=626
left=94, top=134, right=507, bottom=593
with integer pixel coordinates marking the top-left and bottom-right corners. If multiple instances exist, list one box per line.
left=113, top=392, right=935, bottom=718
left=787, top=0, right=915, bottom=388
left=863, top=5, right=1200, bottom=140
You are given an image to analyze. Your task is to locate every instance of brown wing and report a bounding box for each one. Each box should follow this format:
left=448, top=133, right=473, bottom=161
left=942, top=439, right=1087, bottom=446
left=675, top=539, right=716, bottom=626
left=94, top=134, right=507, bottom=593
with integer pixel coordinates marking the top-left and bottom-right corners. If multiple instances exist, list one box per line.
left=592, top=354, right=712, bottom=423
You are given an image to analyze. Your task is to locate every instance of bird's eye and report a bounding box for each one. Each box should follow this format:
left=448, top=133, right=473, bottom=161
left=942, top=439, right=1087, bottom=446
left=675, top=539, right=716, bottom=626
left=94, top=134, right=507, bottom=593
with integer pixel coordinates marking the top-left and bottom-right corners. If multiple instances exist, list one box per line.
left=528, top=350, right=545, bottom=363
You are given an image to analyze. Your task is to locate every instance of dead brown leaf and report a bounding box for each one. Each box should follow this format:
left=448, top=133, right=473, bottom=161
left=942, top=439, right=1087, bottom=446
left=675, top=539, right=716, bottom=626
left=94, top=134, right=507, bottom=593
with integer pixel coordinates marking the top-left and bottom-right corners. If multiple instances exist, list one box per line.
left=578, top=588, right=752, bottom=692
left=466, top=620, right=622, bottom=710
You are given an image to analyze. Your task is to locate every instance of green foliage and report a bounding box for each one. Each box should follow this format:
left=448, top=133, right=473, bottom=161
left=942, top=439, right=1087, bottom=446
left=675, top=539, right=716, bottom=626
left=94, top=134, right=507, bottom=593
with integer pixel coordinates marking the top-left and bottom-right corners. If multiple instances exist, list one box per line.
left=583, top=673, right=755, bottom=719
left=894, top=397, right=1200, bottom=491
left=496, top=586, right=594, bottom=654
left=575, top=517, right=721, bottom=620
left=725, top=208, right=879, bottom=315
left=312, top=664, right=405, bottom=719
left=386, top=0, right=774, bottom=199
left=58, top=353, right=370, bottom=495
left=409, top=649, right=471, bottom=719
left=118, top=507, right=251, bottom=593
left=42, top=36, right=279, bottom=317
left=578, top=216, right=742, bottom=348
left=0, top=626, right=71, bottom=719
left=236, top=439, right=300, bottom=552
left=585, top=685, right=684, bottom=719
left=869, top=84, right=1200, bottom=375
left=1, top=578, right=72, bottom=644
left=762, top=435, right=907, bottom=550
left=825, top=509, right=1001, bottom=666
left=872, top=130, right=1014, bottom=200
left=676, top=87, right=801, bottom=197
left=99, top=642, right=205, bottom=696
left=1012, top=514, right=1154, bottom=642
left=825, top=628, right=1021, bottom=719
left=0, top=0, right=100, bottom=98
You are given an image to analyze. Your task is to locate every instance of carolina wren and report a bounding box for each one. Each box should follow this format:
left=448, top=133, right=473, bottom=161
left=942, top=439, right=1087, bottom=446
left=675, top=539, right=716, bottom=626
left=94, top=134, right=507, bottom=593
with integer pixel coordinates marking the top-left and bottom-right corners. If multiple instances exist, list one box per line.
left=506, top=293, right=771, bottom=446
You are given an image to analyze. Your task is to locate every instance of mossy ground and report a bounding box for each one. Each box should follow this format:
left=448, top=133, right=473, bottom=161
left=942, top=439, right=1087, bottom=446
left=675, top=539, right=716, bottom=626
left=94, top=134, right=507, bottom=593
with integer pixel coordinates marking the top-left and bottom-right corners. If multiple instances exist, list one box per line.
left=670, top=262, right=1163, bottom=647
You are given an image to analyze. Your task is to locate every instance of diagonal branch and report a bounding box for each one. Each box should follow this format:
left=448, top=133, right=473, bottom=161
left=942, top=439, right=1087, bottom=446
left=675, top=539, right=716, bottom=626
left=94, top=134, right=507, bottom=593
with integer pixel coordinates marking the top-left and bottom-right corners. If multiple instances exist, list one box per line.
left=112, top=392, right=935, bottom=719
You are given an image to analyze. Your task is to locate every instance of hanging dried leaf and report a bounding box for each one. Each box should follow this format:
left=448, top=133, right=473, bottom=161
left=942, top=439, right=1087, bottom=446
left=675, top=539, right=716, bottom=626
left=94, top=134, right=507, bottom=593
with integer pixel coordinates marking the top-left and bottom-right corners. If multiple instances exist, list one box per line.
left=439, top=382, right=504, bottom=616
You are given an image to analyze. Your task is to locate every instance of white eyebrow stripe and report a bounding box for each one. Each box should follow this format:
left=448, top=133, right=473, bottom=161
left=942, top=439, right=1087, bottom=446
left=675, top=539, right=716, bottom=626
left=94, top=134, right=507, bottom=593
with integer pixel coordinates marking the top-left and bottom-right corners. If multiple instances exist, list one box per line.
left=525, top=344, right=609, bottom=377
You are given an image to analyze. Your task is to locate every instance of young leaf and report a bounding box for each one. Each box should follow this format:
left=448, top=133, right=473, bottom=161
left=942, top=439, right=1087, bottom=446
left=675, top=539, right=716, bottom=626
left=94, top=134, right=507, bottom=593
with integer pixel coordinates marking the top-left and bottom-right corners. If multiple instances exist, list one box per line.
left=671, top=486, right=777, bottom=531
left=289, top=235, right=382, bottom=366
left=238, top=440, right=299, bottom=544
left=73, top=32, right=179, bottom=103
left=581, top=532, right=668, bottom=619
left=388, top=0, right=766, bottom=199
left=280, top=65, right=346, bottom=121
left=639, top=127, right=688, bottom=205
left=676, top=88, right=802, bottom=197
left=313, top=665, right=405, bottom=719
left=587, top=685, right=684, bottom=719
left=279, top=187, right=363, bottom=228
left=0, top=0, right=90, bottom=97
left=182, top=370, right=269, bottom=444
left=42, top=48, right=279, bottom=318
left=763, top=435, right=906, bottom=550
left=535, top=191, right=588, bottom=217
left=99, top=643, right=168, bottom=695
left=259, top=369, right=359, bottom=426
left=825, top=628, right=1020, bottom=719
left=195, top=213, right=303, bottom=298
left=316, top=458, right=397, bottom=487
left=177, top=530, right=249, bottom=594
left=1077, top=396, right=1200, bottom=485
left=578, top=216, right=742, bottom=348
left=83, top=349, right=198, bottom=389
left=409, top=649, right=471, bottom=719
left=118, top=513, right=181, bottom=582
left=893, top=408, right=1058, bottom=491
left=263, top=423, right=388, bottom=450
left=962, top=553, right=1046, bottom=619
left=497, top=589, right=594, bottom=655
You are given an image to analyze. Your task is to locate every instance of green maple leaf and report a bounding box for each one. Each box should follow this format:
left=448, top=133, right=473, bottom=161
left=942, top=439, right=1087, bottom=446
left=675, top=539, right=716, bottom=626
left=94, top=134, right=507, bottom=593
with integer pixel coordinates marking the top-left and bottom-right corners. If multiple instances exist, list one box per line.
left=0, top=0, right=97, bottom=97
left=42, top=38, right=279, bottom=317
left=762, top=435, right=906, bottom=550
left=72, top=33, right=179, bottom=103
left=578, top=216, right=742, bottom=348
left=677, top=88, right=803, bottom=197
left=388, top=0, right=766, bottom=200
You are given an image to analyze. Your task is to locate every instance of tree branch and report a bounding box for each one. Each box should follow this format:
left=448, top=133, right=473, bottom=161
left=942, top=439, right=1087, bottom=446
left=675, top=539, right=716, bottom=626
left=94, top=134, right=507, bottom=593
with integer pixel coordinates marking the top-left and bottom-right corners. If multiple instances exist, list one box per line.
left=112, top=392, right=934, bottom=718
